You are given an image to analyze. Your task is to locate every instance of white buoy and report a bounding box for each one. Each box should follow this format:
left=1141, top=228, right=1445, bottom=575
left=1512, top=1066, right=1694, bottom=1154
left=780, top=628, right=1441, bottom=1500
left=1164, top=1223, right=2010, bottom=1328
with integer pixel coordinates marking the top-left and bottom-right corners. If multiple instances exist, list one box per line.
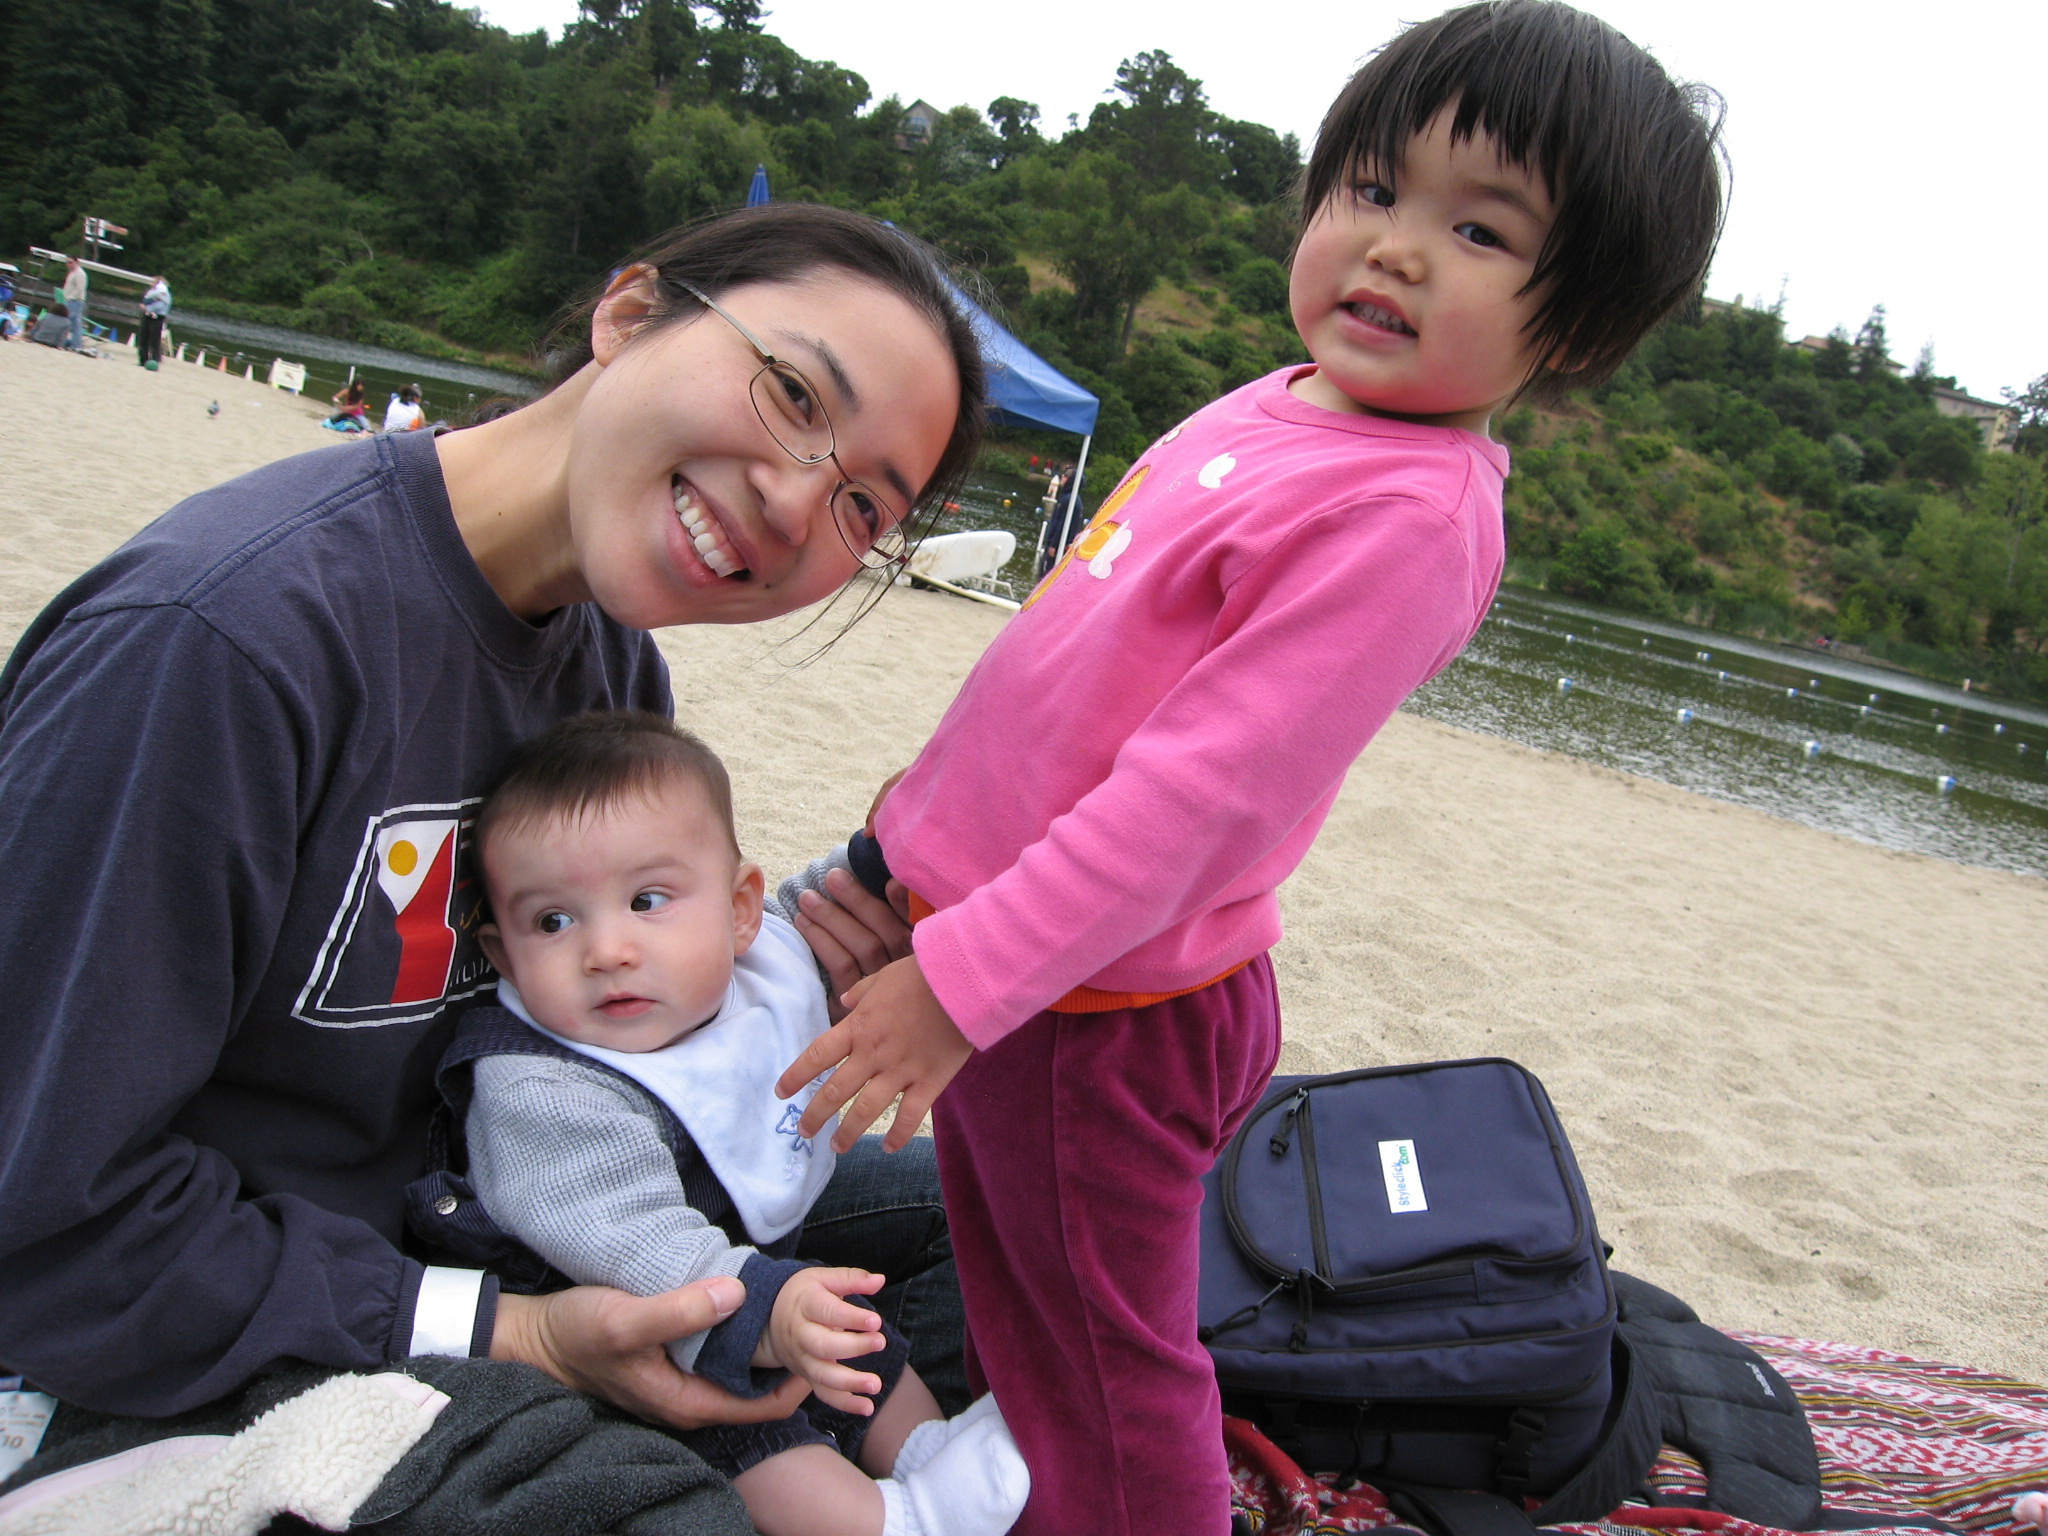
left=1697, top=650, right=1711, bottom=662
left=1557, top=677, right=1574, bottom=692
left=1936, top=723, right=1948, bottom=735
left=1809, top=679, right=1819, bottom=688
left=1676, top=708, right=1694, bottom=723
left=1994, top=723, right=2005, bottom=734
left=1565, top=633, right=1575, bottom=642
left=1786, top=687, right=1799, bottom=698
left=1859, top=705, right=1870, bottom=716
left=1868, top=692, right=1880, bottom=703
left=1717, top=670, right=1728, bottom=681
left=1936, top=775, right=1958, bottom=793
left=1642, top=638, right=1651, bottom=646
left=1802, top=740, right=1822, bottom=758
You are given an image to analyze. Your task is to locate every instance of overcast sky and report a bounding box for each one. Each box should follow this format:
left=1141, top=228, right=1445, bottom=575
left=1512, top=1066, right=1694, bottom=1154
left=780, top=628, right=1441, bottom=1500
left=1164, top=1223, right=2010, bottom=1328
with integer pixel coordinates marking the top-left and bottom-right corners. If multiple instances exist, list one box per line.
left=473, top=0, right=2044, bottom=402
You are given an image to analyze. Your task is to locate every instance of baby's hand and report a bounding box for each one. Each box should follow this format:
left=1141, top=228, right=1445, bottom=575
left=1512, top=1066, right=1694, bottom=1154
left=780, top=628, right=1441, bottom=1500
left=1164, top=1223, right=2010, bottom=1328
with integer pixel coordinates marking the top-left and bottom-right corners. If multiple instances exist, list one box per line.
left=755, top=1266, right=889, bottom=1415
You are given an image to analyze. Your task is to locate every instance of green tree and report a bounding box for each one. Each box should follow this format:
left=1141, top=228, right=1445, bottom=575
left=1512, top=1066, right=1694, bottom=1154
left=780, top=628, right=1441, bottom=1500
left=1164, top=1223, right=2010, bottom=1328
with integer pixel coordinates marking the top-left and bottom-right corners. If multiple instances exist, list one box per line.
left=1020, top=150, right=1209, bottom=360
left=634, top=102, right=772, bottom=230
left=986, top=97, right=1043, bottom=167
left=1549, top=523, right=1665, bottom=610
left=1904, top=418, right=1983, bottom=489
left=1082, top=51, right=1224, bottom=189
left=1215, top=119, right=1300, bottom=205
left=2003, top=372, right=2048, bottom=457
left=1852, top=305, right=1892, bottom=380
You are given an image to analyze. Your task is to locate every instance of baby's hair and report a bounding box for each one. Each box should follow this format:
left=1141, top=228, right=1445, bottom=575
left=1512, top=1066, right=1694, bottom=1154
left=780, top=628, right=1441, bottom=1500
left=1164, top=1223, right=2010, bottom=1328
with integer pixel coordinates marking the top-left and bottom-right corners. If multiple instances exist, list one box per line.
left=475, top=711, right=741, bottom=869
left=1304, top=0, right=1725, bottom=393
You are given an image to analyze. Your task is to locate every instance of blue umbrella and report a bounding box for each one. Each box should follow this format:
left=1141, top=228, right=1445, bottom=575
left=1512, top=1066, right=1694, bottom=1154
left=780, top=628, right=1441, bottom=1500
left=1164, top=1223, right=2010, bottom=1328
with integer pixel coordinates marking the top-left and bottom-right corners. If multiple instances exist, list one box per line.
left=746, top=164, right=771, bottom=207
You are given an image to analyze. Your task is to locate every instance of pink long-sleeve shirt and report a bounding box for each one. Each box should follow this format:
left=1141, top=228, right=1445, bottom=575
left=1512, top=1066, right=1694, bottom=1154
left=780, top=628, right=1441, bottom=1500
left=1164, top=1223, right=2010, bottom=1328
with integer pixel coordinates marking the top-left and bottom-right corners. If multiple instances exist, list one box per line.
left=878, top=367, right=1508, bottom=1049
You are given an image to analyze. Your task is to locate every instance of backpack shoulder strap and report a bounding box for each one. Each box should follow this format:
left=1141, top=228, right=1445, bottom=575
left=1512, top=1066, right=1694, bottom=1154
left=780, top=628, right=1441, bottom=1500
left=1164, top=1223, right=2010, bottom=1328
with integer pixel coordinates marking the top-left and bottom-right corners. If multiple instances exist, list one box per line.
left=1529, top=1333, right=1663, bottom=1525
left=1611, top=1270, right=1824, bottom=1532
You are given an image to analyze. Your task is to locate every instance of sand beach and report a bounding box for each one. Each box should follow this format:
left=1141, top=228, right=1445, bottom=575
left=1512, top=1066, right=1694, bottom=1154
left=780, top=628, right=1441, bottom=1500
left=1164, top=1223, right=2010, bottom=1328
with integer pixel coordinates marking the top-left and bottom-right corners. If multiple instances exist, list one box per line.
left=4, top=336, right=2044, bottom=1386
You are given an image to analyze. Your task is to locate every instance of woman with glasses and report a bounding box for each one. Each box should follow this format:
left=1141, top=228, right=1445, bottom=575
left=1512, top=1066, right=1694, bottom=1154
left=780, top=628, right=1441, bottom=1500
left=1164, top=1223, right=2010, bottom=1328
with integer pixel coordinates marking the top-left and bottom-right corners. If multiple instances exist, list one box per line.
left=0, top=204, right=986, bottom=1529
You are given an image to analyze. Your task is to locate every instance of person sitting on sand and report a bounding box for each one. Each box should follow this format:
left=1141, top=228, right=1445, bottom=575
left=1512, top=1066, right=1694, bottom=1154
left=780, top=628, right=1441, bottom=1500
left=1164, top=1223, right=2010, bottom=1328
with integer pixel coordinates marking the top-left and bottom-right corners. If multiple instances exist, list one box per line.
left=28, top=305, right=73, bottom=349
left=0, top=202, right=986, bottom=1527
left=383, top=382, right=426, bottom=432
left=323, top=377, right=372, bottom=431
left=412, top=710, right=1027, bottom=1536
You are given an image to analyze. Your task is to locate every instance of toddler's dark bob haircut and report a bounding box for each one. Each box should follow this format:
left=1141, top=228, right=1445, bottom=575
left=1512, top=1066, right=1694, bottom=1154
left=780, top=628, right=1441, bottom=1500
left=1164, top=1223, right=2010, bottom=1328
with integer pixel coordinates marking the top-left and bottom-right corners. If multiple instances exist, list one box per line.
left=476, top=711, right=741, bottom=866
left=1303, top=0, right=1724, bottom=395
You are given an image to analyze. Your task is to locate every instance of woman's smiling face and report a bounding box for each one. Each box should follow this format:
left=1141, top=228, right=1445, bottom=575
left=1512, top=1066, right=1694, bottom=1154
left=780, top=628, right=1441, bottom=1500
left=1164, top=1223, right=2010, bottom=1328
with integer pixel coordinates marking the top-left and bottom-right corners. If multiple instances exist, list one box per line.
left=563, top=268, right=960, bottom=630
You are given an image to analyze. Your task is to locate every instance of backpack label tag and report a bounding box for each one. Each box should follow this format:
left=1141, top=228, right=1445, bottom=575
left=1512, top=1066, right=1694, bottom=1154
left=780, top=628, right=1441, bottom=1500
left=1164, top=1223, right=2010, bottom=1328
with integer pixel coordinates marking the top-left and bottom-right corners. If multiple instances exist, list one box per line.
left=1378, top=1138, right=1429, bottom=1213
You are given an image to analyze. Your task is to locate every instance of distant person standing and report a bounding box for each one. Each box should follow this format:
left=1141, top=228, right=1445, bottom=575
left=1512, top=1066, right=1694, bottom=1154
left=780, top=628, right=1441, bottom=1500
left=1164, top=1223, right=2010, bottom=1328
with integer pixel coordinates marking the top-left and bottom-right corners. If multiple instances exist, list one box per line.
left=61, top=257, right=87, bottom=352
left=382, top=382, right=425, bottom=432
left=138, top=276, right=171, bottom=370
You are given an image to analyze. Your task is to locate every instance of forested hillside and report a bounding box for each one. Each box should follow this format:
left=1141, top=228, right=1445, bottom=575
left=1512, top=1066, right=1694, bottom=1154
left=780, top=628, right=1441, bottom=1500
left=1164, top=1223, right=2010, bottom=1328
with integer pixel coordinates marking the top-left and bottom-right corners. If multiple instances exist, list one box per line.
left=1509, top=305, right=2048, bottom=697
left=4, top=0, right=2043, bottom=696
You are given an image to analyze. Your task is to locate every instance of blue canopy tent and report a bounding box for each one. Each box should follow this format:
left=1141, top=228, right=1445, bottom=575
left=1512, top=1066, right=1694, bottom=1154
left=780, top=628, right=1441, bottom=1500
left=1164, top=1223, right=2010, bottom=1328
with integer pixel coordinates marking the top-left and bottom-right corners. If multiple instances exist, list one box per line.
left=746, top=164, right=771, bottom=207
left=947, top=285, right=1100, bottom=569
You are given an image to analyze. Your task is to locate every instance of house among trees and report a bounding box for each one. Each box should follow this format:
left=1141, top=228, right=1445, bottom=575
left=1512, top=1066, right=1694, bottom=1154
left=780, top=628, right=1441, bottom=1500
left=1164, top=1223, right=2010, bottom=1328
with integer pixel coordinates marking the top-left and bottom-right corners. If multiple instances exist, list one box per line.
left=1929, top=385, right=2016, bottom=451
left=895, top=100, right=941, bottom=151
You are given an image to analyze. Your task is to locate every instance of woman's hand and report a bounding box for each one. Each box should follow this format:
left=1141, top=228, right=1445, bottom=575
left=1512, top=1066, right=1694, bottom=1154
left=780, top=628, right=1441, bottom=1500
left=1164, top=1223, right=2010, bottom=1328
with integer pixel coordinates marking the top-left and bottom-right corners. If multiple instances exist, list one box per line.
left=777, top=955, right=973, bottom=1153
left=492, top=1278, right=810, bottom=1429
left=792, top=869, right=912, bottom=1015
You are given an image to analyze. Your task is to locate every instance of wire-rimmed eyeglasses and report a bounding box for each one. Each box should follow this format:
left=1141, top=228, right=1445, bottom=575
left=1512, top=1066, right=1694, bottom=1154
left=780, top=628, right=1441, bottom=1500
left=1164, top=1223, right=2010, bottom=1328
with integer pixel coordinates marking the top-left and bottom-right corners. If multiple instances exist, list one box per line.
left=677, top=281, right=908, bottom=571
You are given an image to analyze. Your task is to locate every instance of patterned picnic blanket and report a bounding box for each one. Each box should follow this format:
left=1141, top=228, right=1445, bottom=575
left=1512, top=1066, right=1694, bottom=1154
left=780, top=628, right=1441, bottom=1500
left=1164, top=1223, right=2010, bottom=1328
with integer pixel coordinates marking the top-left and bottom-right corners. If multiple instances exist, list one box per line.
left=1230, top=1336, right=2048, bottom=1536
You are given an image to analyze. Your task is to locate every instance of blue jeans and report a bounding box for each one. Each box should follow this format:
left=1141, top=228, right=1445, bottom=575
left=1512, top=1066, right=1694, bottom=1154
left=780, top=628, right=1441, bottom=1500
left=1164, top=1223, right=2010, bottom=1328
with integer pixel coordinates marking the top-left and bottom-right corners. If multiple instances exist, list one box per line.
left=796, top=1133, right=968, bottom=1415
left=66, top=303, right=83, bottom=350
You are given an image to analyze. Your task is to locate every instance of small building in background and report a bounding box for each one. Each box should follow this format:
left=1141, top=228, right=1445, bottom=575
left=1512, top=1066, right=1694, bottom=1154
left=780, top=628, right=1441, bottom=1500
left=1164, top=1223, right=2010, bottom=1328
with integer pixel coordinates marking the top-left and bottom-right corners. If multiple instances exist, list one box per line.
left=1928, top=385, right=2016, bottom=452
left=895, top=99, right=940, bottom=151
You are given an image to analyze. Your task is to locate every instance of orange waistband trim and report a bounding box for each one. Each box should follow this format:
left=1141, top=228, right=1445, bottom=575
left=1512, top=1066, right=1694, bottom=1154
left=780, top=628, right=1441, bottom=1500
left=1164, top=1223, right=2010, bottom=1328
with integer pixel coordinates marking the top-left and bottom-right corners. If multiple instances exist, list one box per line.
left=907, top=891, right=1253, bottom=1015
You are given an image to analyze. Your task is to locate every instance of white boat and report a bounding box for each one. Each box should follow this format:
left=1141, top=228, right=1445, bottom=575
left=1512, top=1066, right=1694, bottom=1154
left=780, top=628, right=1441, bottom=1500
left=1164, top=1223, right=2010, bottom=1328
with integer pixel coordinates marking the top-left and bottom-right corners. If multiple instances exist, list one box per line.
left=905, top=529, right=1015, bottom=584
left=899, top=530, right=1021, bottom=611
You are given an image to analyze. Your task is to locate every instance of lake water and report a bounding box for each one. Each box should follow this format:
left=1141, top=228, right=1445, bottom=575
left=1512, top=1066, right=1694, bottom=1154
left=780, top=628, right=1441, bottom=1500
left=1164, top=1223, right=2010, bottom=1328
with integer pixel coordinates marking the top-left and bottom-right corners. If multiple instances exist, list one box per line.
left=163, top=310, right=535, bottom=425
left=1407, top=588, right=2048, bottom=878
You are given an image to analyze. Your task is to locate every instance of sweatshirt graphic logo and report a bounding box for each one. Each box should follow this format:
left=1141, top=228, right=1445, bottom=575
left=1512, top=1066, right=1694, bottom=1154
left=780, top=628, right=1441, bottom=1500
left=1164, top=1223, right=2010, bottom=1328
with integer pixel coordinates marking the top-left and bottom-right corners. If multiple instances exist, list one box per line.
left=293, top=801, right=494, bottom=1028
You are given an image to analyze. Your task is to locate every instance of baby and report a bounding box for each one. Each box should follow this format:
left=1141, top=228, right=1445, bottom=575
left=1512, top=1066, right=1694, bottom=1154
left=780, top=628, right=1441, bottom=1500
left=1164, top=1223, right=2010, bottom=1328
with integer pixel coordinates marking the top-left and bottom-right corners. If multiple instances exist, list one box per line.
left=411, top=710, right=1026, bottom=1536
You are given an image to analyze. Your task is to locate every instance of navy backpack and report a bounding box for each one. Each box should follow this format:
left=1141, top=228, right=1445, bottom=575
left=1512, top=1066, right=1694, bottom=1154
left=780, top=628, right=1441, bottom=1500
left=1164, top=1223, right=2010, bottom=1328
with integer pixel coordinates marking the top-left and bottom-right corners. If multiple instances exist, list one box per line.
left=1200, top=1059, right=1633, bottom=1522
left=1200, top=1058, right=1830, bottom=1536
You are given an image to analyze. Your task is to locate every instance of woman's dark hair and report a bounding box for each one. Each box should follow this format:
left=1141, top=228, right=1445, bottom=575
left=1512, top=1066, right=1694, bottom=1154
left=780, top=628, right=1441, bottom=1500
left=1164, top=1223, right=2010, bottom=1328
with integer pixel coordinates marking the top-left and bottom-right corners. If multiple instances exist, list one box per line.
left=340, top=380, right=365, bottom=404
left=537, top=203, right=986, bottom=544
left=1302, top=0, right=1725, bottom=395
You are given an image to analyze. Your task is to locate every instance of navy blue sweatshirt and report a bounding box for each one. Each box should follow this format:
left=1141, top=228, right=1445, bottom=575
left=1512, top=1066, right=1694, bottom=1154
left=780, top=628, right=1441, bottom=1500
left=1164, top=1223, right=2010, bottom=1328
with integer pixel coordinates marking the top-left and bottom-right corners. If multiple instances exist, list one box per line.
left=0, top=431, right=669, bottom=1414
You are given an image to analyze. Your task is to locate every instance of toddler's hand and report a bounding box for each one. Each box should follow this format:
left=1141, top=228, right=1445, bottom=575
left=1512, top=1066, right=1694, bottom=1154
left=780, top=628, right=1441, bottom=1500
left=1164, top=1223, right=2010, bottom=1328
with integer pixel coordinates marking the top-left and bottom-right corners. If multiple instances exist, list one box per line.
left=776, top=955, right=972, bottom=1152
left=756, top=1266, right=890, bottom=1415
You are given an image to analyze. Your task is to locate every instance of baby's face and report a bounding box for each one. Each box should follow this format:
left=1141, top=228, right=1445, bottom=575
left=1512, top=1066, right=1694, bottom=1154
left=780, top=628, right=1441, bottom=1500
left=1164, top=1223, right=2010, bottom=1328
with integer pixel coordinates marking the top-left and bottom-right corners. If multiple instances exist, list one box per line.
left=479, top=779, right=764, bottom=1053
left=1288, top=108, right=1556, bottom=432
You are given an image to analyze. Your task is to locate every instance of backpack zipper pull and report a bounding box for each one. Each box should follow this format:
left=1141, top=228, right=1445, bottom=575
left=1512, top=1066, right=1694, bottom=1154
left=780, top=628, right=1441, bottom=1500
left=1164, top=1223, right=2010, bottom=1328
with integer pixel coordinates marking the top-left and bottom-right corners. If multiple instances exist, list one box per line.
left=1269, top=1086, right=1310, bottom=1156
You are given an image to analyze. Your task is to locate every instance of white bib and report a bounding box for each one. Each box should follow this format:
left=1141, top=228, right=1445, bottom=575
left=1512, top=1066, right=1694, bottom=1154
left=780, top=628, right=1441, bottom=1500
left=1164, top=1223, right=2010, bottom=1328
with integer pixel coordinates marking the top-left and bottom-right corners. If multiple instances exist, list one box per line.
left=496, top=912, right=836, bottom=1245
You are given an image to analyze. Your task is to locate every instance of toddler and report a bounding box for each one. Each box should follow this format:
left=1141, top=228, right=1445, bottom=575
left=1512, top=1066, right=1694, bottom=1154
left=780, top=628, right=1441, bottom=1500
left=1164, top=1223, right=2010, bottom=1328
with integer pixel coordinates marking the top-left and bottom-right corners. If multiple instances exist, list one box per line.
left=780, top=4, right=1726, bottom=1532
left=413, top=711, right=1027, bottom=1536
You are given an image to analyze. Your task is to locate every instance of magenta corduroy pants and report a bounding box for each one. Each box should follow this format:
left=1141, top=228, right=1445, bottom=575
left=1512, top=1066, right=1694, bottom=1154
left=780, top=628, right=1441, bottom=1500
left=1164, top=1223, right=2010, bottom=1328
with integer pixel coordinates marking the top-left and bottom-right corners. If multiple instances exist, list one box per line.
left=932, top=955, right=1282, bottom=1536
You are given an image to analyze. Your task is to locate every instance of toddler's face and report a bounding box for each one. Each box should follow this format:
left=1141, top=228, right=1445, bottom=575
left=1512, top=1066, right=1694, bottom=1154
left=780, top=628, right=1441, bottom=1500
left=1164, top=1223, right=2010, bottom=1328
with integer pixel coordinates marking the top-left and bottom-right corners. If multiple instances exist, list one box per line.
left=479, top=779, right=764, bottom=1053
left=1289, top=108, right=1555, bottom=433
